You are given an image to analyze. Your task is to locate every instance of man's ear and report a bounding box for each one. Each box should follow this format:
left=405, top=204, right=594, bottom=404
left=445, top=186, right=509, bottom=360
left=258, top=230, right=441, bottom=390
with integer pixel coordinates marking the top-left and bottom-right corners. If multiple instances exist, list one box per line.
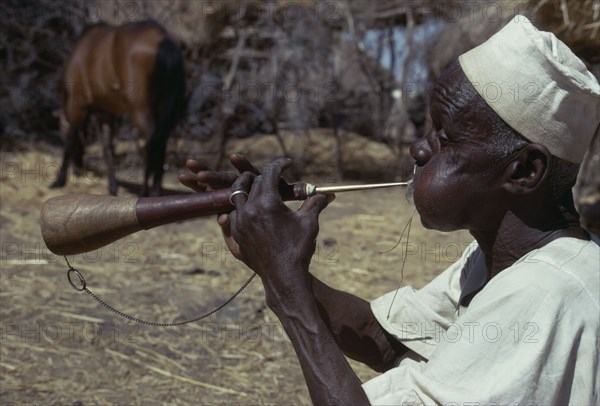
left=502, top=144, right=551, bottom=195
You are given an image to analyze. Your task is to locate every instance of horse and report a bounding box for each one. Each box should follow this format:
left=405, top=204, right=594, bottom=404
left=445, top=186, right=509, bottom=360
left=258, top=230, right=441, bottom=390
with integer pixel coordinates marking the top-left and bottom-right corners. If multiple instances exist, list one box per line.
left=51, top=20, right=185, bottom=196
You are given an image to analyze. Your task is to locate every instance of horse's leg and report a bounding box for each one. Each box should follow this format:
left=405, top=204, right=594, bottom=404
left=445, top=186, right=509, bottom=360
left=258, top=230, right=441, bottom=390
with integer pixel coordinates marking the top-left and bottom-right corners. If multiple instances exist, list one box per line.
left=51, top=107, right=86, bottom=189
left=51, top=126, right=78, bottom=188
left=74, top=115, right=94, bottom=176
left=99, top=115, right=117, bottom=195
left=132, top=110, right=156, bottom=197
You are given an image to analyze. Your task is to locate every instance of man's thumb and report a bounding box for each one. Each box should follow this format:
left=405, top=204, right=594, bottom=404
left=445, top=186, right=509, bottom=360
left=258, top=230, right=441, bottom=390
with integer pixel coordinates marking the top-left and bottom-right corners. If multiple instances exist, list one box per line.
left=299, top=194, right=335, bottom=218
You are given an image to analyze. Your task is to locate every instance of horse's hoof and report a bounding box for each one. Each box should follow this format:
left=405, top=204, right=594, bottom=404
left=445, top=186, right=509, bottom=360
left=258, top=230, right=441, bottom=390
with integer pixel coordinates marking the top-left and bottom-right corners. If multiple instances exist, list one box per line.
left=49, top=180, right=65, bottom=189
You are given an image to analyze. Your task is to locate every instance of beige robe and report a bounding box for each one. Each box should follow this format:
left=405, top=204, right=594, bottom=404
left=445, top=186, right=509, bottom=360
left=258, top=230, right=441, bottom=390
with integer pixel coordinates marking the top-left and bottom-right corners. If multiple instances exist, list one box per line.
left=363, top=237, right=599, bottom=405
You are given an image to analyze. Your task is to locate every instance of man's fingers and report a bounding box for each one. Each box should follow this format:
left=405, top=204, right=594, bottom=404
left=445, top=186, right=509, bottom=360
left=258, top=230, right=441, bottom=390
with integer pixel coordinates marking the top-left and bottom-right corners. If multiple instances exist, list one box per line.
left=298, top=194, right=335, bottom=217
left=230, top=153, right=261, bottom=175
left=218, top=213, right=244, bottom=261
left=178, top=173, right=207, bottom=192
left=196, top=171, right=238, bottom=189
left=230, top=172, right=255, bottom=208
left=217, top=214, right=231, bottom=236
left=185, top=159, right=210, bottom=173
left=260, top=158, right=292, bottom=193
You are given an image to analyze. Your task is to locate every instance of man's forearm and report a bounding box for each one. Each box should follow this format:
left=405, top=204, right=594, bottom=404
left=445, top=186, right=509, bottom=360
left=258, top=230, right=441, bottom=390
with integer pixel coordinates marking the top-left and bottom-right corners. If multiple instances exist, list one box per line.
left=310, top=275, right=408, bottom=372
left=265, top=281, right=371, bottom=405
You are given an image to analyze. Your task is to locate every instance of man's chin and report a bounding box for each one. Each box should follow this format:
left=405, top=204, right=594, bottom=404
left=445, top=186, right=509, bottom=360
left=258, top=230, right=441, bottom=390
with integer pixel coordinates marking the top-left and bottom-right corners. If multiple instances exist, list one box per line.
left=419, top=215, right=460, bottom=232
left=419, top=216, right=437, bottom=230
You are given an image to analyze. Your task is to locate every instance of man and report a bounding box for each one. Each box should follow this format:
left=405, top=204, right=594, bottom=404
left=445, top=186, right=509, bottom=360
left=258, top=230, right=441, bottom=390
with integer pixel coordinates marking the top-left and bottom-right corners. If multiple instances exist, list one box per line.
left=181, top=16, right=599, bottom=405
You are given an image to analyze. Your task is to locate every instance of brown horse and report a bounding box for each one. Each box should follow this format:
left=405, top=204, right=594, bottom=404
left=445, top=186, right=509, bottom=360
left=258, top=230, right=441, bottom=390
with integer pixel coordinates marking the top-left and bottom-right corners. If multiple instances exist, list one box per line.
left=51, top=20, right=185, bottom=196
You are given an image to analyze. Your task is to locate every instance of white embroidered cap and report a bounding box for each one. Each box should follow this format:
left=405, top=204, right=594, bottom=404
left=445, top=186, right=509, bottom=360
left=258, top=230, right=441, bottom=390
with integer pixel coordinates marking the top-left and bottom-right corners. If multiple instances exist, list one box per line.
left=458, top=15, right=600, bottom=164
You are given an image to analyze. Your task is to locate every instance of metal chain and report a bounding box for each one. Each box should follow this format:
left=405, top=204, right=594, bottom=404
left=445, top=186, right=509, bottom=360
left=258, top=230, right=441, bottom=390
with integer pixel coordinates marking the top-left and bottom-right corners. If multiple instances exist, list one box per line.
left=64, top=256, right=256, bottom=327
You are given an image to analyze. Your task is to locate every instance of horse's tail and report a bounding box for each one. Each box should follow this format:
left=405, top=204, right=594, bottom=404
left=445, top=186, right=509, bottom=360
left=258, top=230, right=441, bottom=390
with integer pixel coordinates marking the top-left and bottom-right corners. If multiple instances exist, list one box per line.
left=146, top=35, right=185, bottom=190
left=149, top=35, right=185, bottom=142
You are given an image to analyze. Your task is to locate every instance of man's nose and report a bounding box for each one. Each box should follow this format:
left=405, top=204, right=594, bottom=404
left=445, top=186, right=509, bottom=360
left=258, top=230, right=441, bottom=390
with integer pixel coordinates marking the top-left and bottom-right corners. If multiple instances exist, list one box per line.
left=410, top=133, right=433, bottom=165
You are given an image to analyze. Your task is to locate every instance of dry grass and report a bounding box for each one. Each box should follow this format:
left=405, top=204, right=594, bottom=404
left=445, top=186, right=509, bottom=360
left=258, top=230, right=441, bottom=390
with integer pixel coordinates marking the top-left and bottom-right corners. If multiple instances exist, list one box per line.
left=0, top=138, right=472, bottom=404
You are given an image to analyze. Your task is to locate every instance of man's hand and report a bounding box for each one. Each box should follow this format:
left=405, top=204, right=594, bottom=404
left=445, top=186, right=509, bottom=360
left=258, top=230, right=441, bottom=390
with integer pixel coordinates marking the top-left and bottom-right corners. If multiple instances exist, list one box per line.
left=216, top=212, right=244, bottom=263
left=178, top=153, right=259, bottom=263
left=218, top=159, right=371, bottom=405
left=190, top=157, right=400, bottom=404
left=178, top=153, right=259, bottom=193
left=225, top=158, right=333, bottom=292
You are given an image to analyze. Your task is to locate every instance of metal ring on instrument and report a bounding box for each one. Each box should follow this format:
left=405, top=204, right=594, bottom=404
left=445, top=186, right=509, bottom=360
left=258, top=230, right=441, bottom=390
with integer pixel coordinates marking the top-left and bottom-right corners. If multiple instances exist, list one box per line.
left=67, top=268, right=86, bottom=291
left=229, top=190, right=249, bottom=206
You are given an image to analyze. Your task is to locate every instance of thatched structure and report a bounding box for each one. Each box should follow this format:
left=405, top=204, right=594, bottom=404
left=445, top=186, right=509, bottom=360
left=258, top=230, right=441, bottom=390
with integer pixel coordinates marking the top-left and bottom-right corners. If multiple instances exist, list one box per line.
left=2, top=0, right=597, bottom=200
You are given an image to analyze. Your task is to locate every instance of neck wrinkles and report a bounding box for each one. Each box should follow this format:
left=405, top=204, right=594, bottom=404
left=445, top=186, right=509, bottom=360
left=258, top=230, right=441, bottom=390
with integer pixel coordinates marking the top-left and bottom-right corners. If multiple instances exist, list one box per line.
left=470, top=208, right=588, bottom=279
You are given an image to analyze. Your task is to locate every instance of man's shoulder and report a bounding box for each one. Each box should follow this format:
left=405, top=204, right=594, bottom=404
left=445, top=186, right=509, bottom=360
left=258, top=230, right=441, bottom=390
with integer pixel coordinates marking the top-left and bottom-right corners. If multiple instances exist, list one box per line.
left=519, top=237, right=599, bottom=282
left=490, top=237, right=600, bottom=309
left=524, top=235, right=599, bottom=265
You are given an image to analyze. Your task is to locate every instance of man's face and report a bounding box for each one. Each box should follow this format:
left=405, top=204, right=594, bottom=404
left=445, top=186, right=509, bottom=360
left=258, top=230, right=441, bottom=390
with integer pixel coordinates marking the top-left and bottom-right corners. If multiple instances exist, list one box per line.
left=409, top=65, right=506, bottom=232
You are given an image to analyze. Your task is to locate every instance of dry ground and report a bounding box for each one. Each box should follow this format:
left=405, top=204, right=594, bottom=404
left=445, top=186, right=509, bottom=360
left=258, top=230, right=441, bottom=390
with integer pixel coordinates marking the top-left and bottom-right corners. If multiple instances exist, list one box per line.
left=0, top=135, right=472, bottom=405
